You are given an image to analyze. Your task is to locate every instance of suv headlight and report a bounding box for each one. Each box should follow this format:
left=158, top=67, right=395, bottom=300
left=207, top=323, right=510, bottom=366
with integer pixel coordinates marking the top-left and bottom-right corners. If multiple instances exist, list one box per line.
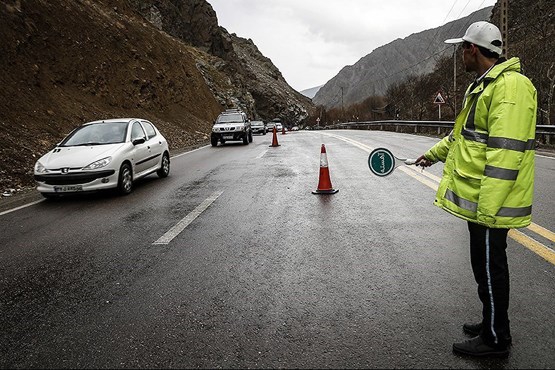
left=83, top=157, right=112, bottom=170
left=35, top=161, right=47, bottom=174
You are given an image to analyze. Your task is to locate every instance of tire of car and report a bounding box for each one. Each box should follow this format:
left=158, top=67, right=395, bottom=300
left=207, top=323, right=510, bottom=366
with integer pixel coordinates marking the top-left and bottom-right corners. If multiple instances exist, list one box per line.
left=117, top=162, right=133, bottom=195
left=211, top=136, right=218, bottom=146
left=157, top=152, right=170, bottom=178
left=41, top=192, right=59, bottom=200
left=248, top=131, right=253, bottom=143
left=242, top=133, right=249, bottom=145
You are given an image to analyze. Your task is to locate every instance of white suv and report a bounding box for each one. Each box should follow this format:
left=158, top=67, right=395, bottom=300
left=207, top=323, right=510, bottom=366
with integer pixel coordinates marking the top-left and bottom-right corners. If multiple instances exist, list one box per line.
left=211, top=109, right=253, bottom=146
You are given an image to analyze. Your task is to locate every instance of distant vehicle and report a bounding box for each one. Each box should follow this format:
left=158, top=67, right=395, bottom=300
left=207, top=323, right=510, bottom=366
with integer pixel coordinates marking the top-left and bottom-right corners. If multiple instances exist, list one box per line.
left=211, top=109, right=252, bottom=146
left=34, top=118, right=170, bottom=198
left=250, top=120, right=266, bottom=135
left=291, top=126, right=299, bottom=131
left=268, top=118, right=282, bottom=133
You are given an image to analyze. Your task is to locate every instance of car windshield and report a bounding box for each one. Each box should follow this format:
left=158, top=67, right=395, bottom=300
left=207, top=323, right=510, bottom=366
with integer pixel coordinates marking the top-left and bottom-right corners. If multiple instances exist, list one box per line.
left=60, top=122, right=128, bottom=146
left=217, top=114, right=243, bottom=123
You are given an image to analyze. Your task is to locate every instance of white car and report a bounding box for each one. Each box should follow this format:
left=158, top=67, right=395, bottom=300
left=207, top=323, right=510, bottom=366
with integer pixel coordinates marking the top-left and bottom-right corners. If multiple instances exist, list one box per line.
left=34, top=118, right=170, bottom=198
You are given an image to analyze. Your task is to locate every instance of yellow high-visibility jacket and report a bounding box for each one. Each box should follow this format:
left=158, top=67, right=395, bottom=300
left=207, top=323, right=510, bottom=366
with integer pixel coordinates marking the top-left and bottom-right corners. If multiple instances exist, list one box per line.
left=425, top=57, right=537, bottom=228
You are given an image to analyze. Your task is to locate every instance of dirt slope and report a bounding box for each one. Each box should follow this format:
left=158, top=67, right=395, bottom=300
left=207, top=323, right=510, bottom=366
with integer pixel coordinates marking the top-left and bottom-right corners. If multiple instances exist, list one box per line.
left=0, top=0, right=223, bottom=190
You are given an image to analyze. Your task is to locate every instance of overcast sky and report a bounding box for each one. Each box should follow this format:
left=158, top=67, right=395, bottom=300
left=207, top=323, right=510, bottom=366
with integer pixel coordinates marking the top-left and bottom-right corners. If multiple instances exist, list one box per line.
left=206, top=0, right=497, bottom=92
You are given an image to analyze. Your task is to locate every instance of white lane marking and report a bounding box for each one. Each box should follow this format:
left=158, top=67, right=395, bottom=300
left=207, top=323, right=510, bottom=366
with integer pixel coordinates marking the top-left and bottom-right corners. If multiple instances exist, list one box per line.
left=256, top=149, right=268, bottom=159
left=153, top=190, right=223, bottom=245
left=0, top=200, right=44, bottom=216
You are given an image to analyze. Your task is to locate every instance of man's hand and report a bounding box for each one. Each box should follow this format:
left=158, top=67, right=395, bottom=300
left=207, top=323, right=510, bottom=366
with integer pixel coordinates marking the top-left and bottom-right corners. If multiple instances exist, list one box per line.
left=415, top=155, right=434, bottom=167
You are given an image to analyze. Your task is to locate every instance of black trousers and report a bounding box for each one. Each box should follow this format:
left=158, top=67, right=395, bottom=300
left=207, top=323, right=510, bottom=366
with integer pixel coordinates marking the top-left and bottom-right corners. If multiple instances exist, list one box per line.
left=467, top=222, right=511, bottom=346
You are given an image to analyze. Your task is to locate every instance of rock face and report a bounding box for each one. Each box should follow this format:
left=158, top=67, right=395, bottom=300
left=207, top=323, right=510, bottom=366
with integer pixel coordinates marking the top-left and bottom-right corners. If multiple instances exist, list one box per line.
left=130, top=0, right=313, bottom=123
left=0, top=0, right=313, bottom=190
left=313, top=7, right=493, bottom=109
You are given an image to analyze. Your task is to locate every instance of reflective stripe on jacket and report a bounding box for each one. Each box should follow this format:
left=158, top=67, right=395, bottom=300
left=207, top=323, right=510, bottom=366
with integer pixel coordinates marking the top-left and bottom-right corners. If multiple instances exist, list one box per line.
left=425, top=57, right=537, bottom=228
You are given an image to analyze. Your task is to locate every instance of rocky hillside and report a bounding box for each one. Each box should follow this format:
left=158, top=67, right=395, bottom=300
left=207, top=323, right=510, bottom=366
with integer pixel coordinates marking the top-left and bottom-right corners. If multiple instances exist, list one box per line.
left=129, top=0, right=313, bottom=122
left=313, top=7, right=493, bottom=109
left=0, top=0, right=313, bottom=191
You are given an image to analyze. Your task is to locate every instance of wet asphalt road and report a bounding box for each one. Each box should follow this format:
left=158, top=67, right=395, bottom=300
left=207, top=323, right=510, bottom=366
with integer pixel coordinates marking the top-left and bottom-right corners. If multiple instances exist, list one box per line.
left=1, top=130, right=554, bottom=368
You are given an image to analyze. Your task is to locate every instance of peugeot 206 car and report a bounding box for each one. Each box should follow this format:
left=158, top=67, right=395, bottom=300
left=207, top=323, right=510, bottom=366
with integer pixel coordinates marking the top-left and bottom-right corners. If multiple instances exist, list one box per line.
left=34, top=118, right=170, bottom=198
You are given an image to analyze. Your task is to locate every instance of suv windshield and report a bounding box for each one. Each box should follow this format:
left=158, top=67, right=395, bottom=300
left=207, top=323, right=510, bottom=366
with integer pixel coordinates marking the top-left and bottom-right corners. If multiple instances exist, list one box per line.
left=217, top=113, right=244, bottom=123
left=60, top=122, right=128, bottom=146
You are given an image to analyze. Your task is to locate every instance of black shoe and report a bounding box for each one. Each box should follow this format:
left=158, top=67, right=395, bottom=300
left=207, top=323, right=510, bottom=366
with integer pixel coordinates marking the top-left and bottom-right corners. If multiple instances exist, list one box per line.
left=462, top=322, right=512, bottom=344
left=463, top=322, right=482, bottom=336
left=453, top=336, right=509, bottom=358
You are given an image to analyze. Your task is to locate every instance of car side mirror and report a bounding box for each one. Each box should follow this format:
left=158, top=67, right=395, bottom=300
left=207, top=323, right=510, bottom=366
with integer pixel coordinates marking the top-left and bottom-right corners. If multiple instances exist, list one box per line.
left=132, top=137, right=146, bottom=145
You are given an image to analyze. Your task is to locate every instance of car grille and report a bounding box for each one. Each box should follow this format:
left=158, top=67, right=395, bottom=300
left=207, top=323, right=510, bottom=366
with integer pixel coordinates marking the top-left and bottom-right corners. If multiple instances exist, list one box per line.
left=35, top=170, right=116, bottom=185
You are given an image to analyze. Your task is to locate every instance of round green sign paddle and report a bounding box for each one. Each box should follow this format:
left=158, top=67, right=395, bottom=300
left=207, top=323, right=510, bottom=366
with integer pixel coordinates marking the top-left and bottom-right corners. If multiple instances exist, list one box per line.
left=368, top=148, right=418, bottom=176
left=368, top=148, right=396, bottom=176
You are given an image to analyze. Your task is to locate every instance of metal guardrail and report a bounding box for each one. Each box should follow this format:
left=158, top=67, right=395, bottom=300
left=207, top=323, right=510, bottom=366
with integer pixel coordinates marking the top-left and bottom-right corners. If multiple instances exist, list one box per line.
left=334, top=120, right=555, bottom=144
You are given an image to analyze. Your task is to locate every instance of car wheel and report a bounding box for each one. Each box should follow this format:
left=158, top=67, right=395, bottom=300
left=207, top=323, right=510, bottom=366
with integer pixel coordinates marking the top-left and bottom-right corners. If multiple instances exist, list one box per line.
left=117, top=163, right=133, bottom=195
left=243, top=133, right=248, bottom=145
left=41, top=193, right=59, bottom=200
left=248, top=132, right=253, bottom=143
left=211, top=136, right=218, bottom=146
left=157, top=153, right=170, bottom=178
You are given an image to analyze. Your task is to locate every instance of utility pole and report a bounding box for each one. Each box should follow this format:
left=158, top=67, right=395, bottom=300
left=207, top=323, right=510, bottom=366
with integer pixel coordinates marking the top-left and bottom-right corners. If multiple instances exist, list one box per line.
left=500, top=0, right=508, bottom=57
left=453, top=44, right=457, bottom=115
left=340, top=87, right=344, bottom=123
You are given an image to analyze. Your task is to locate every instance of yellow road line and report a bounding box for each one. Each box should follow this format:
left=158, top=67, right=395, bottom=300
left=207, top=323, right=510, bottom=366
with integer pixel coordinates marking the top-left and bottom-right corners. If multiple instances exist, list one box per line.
left=398, top=167, right=440, bottom=190
left=509, top=229, right=555, bottom=265
left=322, top=132, right=555, bottom=266
left=527, top=223, right=555, bottom=243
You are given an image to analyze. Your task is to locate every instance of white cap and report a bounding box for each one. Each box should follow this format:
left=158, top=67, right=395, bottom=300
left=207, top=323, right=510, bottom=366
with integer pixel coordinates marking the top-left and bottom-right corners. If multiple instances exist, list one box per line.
left=445, top=21, right=503, bottom=55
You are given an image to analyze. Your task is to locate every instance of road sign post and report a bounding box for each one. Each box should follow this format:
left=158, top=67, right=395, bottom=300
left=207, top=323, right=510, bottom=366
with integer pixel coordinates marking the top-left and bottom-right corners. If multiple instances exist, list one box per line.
left=433, top=92, right=445, bottom=120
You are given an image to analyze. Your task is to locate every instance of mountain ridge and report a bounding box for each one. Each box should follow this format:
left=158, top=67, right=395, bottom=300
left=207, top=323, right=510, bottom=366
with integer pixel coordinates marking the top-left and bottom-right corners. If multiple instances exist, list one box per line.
left=313, top=7, right=493, bottom=108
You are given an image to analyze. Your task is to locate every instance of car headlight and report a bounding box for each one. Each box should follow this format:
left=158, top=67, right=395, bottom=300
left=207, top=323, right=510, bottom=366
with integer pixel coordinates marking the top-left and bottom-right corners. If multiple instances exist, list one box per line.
left=35, top=161, right=47, bottom=174
left=83, top=157, right=112, bottom=170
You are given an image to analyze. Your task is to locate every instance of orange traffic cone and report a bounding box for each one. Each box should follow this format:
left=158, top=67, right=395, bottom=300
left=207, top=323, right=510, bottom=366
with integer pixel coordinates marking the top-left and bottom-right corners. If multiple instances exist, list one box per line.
left=281, top=126, right=286, bottom=135
left=269, top=126, right=280, bottom=147
left=312, top=144, right=339, bottom=194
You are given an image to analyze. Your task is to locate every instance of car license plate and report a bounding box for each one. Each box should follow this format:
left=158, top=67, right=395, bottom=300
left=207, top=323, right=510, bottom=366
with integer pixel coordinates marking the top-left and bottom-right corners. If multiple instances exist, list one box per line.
left=223, top=134, right=234, bottom=139
left=53, top=185, right=83, bottom=192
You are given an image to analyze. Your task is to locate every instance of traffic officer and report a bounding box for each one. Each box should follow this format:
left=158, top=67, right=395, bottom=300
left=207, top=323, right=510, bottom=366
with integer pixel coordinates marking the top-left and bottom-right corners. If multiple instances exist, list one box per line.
left=416, top=21, right=537, bottom=357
